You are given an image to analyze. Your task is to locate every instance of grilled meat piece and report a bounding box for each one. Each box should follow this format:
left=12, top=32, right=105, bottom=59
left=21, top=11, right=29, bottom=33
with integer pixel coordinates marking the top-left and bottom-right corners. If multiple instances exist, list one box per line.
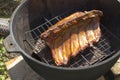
left=40, top=10, right=103, bottom=66
left=86, top=17, right=101, bottom=46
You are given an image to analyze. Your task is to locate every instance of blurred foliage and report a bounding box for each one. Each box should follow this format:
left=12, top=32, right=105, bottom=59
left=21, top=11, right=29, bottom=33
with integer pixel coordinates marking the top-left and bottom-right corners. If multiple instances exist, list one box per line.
left=0, top=38, right=10, bottom=80
left=0, top=0, right=21, bottom=79
left=0, top=0, right=21, bottom=18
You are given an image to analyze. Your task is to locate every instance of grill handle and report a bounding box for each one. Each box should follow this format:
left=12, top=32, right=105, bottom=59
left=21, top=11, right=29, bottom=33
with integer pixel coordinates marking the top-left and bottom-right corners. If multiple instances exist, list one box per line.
left=0, top=19, right=21, bottom=53
left=0, top=19, right=10, bottom=36
left=3, top=35, right=21, bottom=53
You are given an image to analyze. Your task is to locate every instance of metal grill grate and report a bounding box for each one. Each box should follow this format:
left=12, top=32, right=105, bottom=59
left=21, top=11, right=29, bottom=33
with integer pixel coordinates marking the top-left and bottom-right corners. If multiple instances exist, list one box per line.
left=24, top=13, right=120, bottom=68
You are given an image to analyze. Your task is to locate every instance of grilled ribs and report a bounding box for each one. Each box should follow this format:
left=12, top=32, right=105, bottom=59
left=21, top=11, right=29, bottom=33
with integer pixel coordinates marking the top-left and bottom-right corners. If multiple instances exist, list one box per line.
left=40, top=10, right=103, bottom=66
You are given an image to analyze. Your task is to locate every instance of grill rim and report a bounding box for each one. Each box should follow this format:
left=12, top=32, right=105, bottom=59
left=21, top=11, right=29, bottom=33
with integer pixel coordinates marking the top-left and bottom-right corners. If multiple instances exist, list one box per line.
left=8, top=0, right=120, bottom=70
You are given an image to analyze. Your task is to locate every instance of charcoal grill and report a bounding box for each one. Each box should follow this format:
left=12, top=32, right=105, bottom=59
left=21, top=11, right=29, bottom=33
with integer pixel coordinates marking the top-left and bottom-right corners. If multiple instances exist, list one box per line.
left=3, top=0, right=120, bottom=80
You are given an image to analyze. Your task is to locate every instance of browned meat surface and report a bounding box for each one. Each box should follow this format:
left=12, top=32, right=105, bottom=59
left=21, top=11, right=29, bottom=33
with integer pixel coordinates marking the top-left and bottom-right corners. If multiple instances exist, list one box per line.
left=40, top=10, right=103, bottom=66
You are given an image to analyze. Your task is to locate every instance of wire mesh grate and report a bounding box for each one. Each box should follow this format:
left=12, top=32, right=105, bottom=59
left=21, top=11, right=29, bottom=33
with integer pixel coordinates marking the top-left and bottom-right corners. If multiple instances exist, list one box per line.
left=24, top=13, right=120, bottom=68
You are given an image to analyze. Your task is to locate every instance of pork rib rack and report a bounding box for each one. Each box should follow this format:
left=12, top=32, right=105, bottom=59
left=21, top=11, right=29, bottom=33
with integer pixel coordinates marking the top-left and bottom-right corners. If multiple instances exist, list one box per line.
left=40, top=10, right=103, bottom=66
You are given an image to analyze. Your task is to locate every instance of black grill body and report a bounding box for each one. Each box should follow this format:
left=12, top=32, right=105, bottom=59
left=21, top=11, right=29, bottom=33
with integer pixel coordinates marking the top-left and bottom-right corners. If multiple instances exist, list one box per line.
left=4, top=0, right=120, bottom=80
